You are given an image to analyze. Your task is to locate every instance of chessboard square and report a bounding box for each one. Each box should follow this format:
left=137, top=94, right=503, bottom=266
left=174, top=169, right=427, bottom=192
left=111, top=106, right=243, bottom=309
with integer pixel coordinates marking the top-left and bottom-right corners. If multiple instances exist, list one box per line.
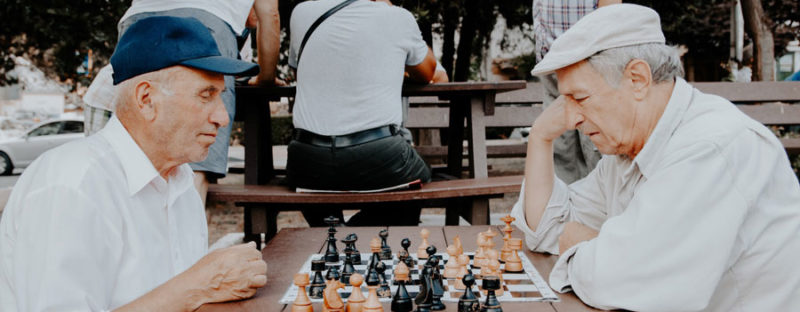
left=503, top=279, right=535, bottom=285
left=506, top=284, right=540, bottom=292
left=508, top=291, right=543, bottom=298
left=502, top=273, right=531, bottom=280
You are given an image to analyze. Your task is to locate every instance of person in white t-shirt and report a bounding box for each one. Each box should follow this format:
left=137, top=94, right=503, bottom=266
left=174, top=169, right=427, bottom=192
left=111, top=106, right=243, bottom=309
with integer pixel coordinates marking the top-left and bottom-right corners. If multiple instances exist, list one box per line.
left=286, top=0, right=437, bottom=226
left=0, top=17, right=268, bottom=311
left=83, top=0, right=281, bottom=205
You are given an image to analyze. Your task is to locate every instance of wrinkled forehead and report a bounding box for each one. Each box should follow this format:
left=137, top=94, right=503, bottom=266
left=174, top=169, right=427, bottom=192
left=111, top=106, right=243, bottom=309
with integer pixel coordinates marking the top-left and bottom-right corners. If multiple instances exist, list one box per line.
left=555, top=61, right=610, bottom=97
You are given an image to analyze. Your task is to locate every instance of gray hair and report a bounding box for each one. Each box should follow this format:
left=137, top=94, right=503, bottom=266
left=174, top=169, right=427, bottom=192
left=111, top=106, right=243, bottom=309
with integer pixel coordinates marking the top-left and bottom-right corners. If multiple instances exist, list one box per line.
left=114, top=67, right=178, bottom=115
left=586, top=43, right=684, bottom=87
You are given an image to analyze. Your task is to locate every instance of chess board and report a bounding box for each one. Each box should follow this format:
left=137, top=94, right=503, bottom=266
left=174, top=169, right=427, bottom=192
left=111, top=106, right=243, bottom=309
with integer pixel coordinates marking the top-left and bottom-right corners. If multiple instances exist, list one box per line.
left=279, top=252, right=559, bottom=304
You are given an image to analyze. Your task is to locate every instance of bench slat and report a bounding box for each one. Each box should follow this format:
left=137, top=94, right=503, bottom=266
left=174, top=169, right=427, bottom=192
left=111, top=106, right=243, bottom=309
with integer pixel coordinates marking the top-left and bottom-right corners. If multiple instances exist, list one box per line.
left=208, top=175, right=523, bottom=204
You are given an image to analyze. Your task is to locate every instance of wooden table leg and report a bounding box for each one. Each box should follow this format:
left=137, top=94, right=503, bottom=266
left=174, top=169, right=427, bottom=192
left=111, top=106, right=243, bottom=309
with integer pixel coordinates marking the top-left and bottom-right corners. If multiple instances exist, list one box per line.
left=244, top=94, right=274, bottom=185
left=466, top=94, right=490, bottom=180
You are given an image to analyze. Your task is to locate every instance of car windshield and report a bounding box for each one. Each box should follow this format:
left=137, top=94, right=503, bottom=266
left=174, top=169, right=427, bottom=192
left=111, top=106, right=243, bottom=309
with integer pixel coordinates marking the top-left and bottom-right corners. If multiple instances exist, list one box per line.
left=28, top=122, right=61, bottom=137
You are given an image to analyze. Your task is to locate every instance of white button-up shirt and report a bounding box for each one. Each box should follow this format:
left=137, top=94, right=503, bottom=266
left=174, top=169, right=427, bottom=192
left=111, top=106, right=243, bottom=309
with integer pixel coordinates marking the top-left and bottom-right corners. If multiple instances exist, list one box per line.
left=511, top=78, right=800, bottom=311
left=0, top=116, right=208, bottom=311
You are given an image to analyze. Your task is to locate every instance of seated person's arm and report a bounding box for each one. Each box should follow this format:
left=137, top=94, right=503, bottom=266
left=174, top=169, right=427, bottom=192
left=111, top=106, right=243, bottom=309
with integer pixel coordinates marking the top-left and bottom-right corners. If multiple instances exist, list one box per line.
left=115, top=242, right=267, bottom=311
left=431, top=61, right=449, bottom=83
left=251, top=0, right=282, bottom=86
left=404, top=47, right=436, bottom=84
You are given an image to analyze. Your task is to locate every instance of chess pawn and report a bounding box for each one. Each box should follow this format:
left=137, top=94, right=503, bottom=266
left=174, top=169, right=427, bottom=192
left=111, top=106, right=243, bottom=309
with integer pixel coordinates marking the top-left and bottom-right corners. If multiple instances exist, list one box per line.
left=452, top=235, right=463, bottom=256
left=418, top=229, right=430, bottom=259
left=472, top=233, right=489, bottom=269
left=480, top=276, right=503, bottom=312
left=499, top=215, right=515, bottom=263
left=346, top=273, right=366, bottom=312
left=391, top=261, right=413, bottom=312
left=504, top=238, right=523, bottom=273
left=375, top=261, right=392, bottom=298
left=292, top=273, right=313, bottom=312
left=342, top=251, right=357, bottom=285
left=310, top=259, right=327, bottom=299
left=453, top=254, right=470, bottom=290
left=457, top=273, right=480, bottom=312
left=364, top=268, right=384, bottom=312
left=401, top=238, right=417, bottom=265
left=483, top=228, right=498, bottom=254
left=323, top=278, right=346, bottom=312
left=379, top=229, right=392, bottom=260
left=443, top=245, right=460, bottom=279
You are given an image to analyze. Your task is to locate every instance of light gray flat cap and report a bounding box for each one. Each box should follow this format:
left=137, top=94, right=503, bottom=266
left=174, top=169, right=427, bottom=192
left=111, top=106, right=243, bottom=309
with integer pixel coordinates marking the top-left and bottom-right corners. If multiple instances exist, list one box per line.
left=531, top=4, right=665, bottom=76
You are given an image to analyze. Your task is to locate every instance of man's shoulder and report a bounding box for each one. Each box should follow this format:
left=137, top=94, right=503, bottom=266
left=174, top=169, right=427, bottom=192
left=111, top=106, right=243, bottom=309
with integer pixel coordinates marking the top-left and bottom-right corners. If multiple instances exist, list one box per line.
left=24, top=134, right=119, bottom=187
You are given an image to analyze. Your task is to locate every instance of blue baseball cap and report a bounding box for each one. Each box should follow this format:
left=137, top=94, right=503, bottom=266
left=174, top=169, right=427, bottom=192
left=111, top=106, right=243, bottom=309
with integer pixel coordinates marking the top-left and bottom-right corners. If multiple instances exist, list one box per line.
left=110, top=16, right=259, bottom=85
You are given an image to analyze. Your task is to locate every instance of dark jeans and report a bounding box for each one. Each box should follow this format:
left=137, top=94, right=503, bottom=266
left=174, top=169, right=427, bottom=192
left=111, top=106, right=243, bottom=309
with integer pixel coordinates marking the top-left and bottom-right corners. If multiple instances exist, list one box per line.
left=286, top=134, right=431, bottom=226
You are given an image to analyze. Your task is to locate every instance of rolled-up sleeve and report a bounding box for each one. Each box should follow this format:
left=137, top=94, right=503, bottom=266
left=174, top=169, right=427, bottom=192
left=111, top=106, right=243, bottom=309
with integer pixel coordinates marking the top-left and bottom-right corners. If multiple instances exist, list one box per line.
left=551, top=141, right=751, bottom=311
left=510, top=158, right=611, bottom=255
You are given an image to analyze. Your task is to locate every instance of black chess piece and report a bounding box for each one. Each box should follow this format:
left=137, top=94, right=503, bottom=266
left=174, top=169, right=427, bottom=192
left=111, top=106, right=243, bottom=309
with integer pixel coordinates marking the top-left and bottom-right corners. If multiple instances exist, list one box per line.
left=341, top=235, right=354, bottom=256
left=324, top=216, right=340, bottom=263
left=458, top=273, right=480, bottom=312
left=341, top=251, right=356, bottom=285
left=309, top=259, right=327, bottom=299
left=379, top=229, right=392, bottom=260
left=347, top=233, right=362, bottom=264
left=391, top=270, right=413, bottom=312
left=375, top=261, right=392, bottom=298
left=480, top=276, right=502, bottom=312
left=414, top=264, right=434, bottom=312
left=425, top=245, right=438, bottom=265
left=428, top=256, right=446, bottom=311
left=401, top=237, right=417, bottom=265
left=326, top=264, right=341, bottom=283
left=369, top=246, right=382, bottom=271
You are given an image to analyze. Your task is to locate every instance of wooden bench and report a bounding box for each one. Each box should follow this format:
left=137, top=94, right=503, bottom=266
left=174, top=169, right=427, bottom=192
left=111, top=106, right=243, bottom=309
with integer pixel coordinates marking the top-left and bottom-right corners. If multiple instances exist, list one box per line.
left=407, top=81, right=800, bottom=157
left=208, top=175, right=522, bottom=246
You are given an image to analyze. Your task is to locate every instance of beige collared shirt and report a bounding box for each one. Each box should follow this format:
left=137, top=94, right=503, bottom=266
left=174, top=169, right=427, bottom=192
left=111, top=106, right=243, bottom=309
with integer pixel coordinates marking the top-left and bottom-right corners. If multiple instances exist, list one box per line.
left=0, top=116, right=207, bottom=311
left=511, top=78, right=800, bottom=311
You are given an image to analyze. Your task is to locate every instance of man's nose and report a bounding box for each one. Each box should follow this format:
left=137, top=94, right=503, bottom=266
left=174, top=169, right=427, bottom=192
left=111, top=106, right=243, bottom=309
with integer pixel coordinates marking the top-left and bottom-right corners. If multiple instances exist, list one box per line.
left=210, top=97, right=230, bottom=129
left=564, top=100, right=584, bottom=130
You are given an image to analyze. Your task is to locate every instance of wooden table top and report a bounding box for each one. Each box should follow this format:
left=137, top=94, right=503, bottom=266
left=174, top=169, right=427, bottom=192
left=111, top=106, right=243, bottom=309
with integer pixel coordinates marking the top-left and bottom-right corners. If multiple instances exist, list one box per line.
left=197, top=226, right=599, bottom=312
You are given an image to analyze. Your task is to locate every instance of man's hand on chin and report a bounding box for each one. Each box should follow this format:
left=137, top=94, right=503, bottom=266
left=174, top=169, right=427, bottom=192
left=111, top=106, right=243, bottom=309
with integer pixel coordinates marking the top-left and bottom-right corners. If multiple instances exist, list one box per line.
left=559, top=221, right=599, bottom=255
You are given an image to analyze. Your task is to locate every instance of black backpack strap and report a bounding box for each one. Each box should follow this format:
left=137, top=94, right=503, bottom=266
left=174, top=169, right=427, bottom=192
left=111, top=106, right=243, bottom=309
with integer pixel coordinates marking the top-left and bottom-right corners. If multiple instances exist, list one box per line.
left=296, top=0, right=358, bottom=67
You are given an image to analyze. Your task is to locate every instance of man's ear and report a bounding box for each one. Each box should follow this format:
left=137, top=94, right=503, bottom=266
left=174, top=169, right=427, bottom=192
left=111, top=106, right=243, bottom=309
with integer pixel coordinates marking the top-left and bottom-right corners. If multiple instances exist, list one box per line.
left=133, top=80, right=157, bottom=121
left=623, top=59, right=651, bottom=101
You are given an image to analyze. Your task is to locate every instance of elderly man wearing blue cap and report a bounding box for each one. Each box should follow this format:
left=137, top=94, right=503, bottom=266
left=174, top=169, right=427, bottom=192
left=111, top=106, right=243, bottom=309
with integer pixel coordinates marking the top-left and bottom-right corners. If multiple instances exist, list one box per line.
left=509, top=4, right=800, bottom=311
left=0, top=16, right=267, bottom=311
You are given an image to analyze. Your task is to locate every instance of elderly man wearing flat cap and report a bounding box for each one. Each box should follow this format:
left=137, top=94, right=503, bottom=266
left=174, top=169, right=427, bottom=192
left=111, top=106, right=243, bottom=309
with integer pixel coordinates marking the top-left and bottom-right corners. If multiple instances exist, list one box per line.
left=0, top=16, right=267, bottom=311
left=509, top=4, right=800, bottom=311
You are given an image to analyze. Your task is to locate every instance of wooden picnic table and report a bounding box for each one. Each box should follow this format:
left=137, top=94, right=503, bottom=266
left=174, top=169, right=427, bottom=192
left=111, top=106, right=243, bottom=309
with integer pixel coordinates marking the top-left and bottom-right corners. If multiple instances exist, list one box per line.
left=233, top=81, right=527, bottom=184
left=197, top=226, right=598, bottom=311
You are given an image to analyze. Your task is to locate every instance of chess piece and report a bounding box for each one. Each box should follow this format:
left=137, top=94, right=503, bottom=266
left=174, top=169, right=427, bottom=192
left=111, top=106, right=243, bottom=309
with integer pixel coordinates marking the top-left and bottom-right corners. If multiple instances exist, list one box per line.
left=499, top=215, right=515, bottom=263
left=504, top=238, right=523, bottom=273
left=414, top=264, right=434, bottom=312
left=324, top=278, right=346, bottom=312
left=375, top=261, right=392, bottom=298
left=325, top=216, right=341, bottom=263
left=398, top=249, right=414, bottom=270
left=443, top=245, right=460, bottom=279
left=292, top=273, right=313, bottom=312
left=453, top=254, right=470, bottom=290
left=417, top=229, right=430, bottom=259
left=346, top=273, right=366, bottom=312
left=452, top=235, right=463, bottom=256
left=391, top=261, right=413, bottom=312
left=364, top=268, right=384, bottom=312
left=379, top=229, right=392, bottom=260
left=481, top=250, right=503, bottom=296
left=483, top=228, right=498, bottom=255
left=369, top=237, right=382, bottom=270
left=425, top=245, right=437, bottom=264
left=342, top=250, right=357, bottom=285
left=472, top=233, right=488, bottom=269
left=327, top=264, right=342, bottom=284
left=401, top=238, right=417, bottom=265
left=480, top=276, right=502, bottom=312
left=427, top=256, right=446, bottom=311
left=457, top=273, right=480, bottom=312
left=310, top=259, right=327, bottom=299
left=348, top=233, right=362, bottom=264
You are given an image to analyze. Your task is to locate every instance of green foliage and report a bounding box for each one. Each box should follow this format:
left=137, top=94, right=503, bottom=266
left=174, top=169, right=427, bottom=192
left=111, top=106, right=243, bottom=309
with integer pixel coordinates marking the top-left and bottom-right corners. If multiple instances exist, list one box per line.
left=0, top=0, right=129, bottom=86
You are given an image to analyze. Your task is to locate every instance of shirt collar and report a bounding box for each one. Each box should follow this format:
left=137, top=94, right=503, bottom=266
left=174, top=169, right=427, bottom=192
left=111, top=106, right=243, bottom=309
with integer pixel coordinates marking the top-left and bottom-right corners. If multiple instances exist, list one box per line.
left=632, top=77, right=694, bottom=178
left=99, top=116, right=194, bottom=197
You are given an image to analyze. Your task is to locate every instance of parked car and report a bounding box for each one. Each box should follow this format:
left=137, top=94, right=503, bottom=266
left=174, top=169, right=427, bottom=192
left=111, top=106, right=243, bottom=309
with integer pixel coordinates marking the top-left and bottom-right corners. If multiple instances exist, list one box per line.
left=0, top=118, right=84, bottom=175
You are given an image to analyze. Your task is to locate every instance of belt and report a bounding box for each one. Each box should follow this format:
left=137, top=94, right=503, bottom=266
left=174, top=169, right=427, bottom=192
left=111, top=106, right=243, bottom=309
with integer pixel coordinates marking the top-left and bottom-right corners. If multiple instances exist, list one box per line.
left=293, top=125, right=398, bottom=148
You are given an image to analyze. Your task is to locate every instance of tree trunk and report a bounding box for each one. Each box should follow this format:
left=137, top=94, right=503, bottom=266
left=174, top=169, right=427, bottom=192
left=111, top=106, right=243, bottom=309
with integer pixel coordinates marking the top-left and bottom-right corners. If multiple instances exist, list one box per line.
left=454, top=0, right=478, bottom=82
left=741, top=0, right=775, bottom=81
left=440, top=2, right=458, bottom=79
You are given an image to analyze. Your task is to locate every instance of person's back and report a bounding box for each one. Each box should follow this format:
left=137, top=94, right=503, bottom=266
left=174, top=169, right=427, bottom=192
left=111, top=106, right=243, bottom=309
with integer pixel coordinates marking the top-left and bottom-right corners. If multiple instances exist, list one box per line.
left=286, top=0, right=435, bottom=226
left=289, top=0, right=426, bottom=135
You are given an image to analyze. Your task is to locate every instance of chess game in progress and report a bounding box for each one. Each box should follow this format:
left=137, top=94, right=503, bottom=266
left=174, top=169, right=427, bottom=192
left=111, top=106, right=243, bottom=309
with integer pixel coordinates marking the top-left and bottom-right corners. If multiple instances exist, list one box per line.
left=280, top=216, right=559, bottom=311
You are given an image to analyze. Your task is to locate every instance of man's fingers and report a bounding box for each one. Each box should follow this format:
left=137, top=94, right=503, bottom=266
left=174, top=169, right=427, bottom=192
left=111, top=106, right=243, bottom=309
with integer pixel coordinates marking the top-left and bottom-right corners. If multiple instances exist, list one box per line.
left=250, top=274, right=268, bottom=288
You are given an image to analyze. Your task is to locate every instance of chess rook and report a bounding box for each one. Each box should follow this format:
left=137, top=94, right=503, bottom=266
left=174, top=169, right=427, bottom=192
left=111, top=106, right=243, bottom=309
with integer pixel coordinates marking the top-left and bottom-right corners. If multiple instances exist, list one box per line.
left=310, top=259, right=327, bottom=299
left=504, top=238, right=523, bottom=273
left=324, top=216, right=340, bottom=263
left=480, top=276, right=502, bottom=312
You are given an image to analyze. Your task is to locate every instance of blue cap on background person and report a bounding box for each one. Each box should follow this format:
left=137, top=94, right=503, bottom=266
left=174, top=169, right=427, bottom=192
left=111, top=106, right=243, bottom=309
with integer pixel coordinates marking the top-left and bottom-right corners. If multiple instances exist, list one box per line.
left=110, top=15, right=259, bottom=85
